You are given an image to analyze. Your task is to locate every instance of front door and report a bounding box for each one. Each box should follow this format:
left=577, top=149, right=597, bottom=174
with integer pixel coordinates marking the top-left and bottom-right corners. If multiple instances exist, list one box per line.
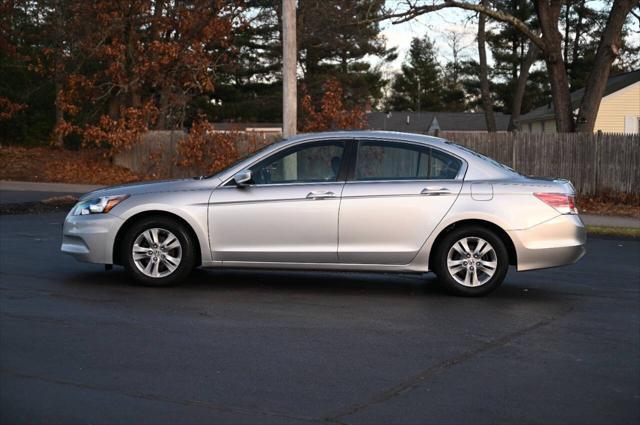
left=338, top=139, right=464, bottom=265
left=209, top=140, right=348, bottom=263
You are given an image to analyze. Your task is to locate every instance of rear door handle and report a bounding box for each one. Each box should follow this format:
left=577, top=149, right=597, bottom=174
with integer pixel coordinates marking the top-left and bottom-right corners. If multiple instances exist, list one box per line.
left=306, top=190, right=336, bottom=199
left=420, top=187, right=451, bottom=196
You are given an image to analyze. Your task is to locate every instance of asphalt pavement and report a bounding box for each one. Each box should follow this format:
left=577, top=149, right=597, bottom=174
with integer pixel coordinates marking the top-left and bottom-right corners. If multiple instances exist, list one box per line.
left=0, top=212, right=639, bottom=425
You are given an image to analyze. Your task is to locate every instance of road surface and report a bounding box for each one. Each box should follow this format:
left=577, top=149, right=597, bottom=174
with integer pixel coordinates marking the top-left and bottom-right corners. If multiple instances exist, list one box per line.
left=1, top=213, right=638, bottom=424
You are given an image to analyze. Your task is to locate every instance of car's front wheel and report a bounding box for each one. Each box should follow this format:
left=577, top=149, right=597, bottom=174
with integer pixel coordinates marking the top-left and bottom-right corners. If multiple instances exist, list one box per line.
left=433, top=226, right=509, bottom=296
left=122, top=216, right=196, bottom=286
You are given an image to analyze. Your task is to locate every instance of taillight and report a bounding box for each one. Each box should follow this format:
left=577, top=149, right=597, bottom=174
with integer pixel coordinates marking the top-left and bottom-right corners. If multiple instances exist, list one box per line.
left=534, top=193, right=578, bottom=214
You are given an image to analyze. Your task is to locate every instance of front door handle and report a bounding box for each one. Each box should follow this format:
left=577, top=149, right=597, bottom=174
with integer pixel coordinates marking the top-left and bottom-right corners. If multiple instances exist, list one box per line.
left=306, top=190, right=336, bottom=199
left=420, top=187, right=451, bottom=196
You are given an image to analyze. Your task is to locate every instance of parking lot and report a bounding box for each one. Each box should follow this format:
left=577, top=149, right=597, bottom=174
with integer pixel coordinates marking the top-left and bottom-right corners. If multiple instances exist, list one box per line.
left=1, top=212, right=639, bottom=424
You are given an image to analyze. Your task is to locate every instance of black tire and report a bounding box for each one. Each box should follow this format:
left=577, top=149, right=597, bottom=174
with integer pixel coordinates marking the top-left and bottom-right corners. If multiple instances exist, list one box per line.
left=122, top=216, right=196, bottom=286
left=432, top=225, right=509, bottom=296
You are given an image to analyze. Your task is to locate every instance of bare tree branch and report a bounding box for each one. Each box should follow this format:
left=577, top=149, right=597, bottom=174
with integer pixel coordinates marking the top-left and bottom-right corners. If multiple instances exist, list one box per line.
left=375, top=1, right=546, bottom=52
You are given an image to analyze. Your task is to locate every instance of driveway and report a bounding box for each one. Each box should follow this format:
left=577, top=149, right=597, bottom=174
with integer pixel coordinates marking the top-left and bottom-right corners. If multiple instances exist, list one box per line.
left=1, top=213, right=638, bottom=424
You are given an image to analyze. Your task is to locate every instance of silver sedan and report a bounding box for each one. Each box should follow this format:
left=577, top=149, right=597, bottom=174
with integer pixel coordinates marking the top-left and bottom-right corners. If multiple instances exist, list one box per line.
left=61, top=131, right=586, bottom=296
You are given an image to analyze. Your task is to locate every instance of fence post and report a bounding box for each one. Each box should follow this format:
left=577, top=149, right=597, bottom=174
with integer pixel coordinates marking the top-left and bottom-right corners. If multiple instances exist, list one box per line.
left=511, top=134, right=517, bottom=169
left=593, top=130, right=602, bottom=196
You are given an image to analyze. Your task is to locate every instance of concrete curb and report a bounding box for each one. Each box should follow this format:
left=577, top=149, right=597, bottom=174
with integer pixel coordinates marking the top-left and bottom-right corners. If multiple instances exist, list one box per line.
left=581, top=214, right=640, bottom=229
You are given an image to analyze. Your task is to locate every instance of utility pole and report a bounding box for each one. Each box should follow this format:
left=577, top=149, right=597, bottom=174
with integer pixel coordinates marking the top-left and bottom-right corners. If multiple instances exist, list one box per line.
left=282, top=0, right=297, bottom=138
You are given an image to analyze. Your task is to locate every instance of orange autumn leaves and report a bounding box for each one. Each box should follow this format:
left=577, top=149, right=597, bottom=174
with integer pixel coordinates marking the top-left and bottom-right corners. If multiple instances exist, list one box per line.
left=301, top=78, right=367, bottom=133
left=49, top=0, right=238, bottom=153
left=176, top=120, right=240, bottom=176
left=0, top=97, right=26, bottom=121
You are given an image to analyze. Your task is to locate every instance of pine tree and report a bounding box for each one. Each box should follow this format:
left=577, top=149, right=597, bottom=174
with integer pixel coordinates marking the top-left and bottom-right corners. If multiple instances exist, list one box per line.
left=298, top=0, right=394, bottom=110
left=207, top=1, right=283, bottom=123
left=210, top=0, right=394, bottom=123
left=486, top=0, right=548, bottom=115
left=386, top=35, right=443, bottom=112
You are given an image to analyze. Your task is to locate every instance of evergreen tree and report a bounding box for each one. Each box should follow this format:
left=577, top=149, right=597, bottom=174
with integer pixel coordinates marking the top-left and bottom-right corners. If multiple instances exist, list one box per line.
left=441, top=61, right=467, bottom=112
left=386, top=35, right=443, bottom=112
left=298, top=0, right=394, bottom=110
left=486, top=0, right=548, bottom=115
left=209, top=0, right=394, bottom=123
left=206, top=1, right=283, bottom=123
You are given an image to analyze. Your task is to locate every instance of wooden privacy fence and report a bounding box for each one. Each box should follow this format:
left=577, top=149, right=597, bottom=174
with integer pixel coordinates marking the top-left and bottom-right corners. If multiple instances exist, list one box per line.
left=438, top=131, right=640, bottom=197
left=115, top=130, right=639, bottom=197
left=113, top=130, right=280, bottom=178
left=114, top=130, right=187, bottom=178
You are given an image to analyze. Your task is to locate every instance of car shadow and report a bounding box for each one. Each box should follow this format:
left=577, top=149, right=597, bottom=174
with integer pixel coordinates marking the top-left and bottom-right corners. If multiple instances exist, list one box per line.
left=62, top=266, right=568, bottom=303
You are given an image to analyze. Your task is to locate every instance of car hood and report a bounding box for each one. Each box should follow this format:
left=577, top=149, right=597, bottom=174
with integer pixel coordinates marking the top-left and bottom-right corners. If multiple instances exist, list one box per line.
left=79, top=177, right=222, bottom=200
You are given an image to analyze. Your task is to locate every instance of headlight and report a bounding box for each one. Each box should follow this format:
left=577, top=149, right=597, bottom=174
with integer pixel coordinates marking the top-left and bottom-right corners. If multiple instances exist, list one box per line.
left=71, top=195, right=130, bottom=216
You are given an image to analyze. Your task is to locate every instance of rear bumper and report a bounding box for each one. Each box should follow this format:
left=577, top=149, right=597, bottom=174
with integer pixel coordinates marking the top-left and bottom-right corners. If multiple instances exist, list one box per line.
left=61, top=213, right=124, bottom=264
left=509, top=214, right=586, bottom=271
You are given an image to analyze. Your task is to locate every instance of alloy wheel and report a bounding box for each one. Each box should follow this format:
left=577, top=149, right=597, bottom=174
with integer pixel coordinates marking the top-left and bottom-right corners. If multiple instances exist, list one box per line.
left=446, top=237, right=498, bottom=287
left=132, top=228, right=182, bottom=278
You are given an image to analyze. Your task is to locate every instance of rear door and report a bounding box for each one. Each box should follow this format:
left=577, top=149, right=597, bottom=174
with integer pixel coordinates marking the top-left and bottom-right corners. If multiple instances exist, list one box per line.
left=338, top=139, right=464, bottom=265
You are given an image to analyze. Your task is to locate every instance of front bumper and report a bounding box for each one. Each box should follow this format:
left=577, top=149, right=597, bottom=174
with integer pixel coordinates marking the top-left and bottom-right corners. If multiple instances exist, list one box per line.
left=509, top=214, right=586, bottom=271
left=61, top=212, right=124, bottom=264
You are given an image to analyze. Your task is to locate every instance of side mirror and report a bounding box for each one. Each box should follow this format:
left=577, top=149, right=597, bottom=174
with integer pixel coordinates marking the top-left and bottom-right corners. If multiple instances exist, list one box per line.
left=233, top=170, right=252, bottom=187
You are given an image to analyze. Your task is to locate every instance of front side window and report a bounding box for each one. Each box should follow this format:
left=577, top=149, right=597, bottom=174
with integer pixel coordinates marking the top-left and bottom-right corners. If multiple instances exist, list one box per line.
left=355, top=141, right=462, bottom=181
left=250, top=141, right=345, bottom=185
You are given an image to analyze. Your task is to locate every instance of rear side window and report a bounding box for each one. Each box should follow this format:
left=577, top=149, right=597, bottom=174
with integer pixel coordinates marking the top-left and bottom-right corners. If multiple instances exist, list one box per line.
left=355, top=140, right=462, bottom=181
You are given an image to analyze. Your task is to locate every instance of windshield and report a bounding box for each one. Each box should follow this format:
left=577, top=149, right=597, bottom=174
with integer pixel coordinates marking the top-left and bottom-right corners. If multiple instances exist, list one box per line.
left=448, top=143, right=521, bottom=176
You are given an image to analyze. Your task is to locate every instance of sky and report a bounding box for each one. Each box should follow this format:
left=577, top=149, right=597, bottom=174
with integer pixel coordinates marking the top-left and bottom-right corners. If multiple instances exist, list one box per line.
left=378, top=7, right=477, bottom=75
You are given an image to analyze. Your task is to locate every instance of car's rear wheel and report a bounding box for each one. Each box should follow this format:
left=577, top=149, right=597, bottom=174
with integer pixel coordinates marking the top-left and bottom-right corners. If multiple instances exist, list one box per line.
left=433, top=226, right=509, bottom=296
left=122, top=216, right=196, bottom=286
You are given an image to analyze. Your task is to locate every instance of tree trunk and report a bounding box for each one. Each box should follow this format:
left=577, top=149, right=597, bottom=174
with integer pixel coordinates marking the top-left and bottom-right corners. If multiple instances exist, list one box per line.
left=156, top=88, right=170, bottom=130
left=478, top=0, right=496, bottom=132
left=53, top=79, right=64, bottom=147
left=536, top=0, right=574, bottom=132
left=545, top=56, right=574, bottom=132
left=52, top=0, right=65, bottom=147
left=124, top=8, right=140, bottom=110
left=152, top=0, right=167, bottom=130
left=508, top=41, right=538, bottom=131
left=575, top=0, right=636, bottom=132
left=570, top=0, right=586, bottom=82
left=107, top=95, right=121, bottom=120
left=563, top=2, right=570, bottom=72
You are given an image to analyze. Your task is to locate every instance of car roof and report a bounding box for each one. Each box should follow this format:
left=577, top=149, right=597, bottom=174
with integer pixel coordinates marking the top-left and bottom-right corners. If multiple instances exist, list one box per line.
left=286, top=130, right=449, bottom=147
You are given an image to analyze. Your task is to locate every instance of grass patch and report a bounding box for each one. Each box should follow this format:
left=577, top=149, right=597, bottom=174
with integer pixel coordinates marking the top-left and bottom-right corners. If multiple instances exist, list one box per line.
left=587, top=225, right=640, bottom=238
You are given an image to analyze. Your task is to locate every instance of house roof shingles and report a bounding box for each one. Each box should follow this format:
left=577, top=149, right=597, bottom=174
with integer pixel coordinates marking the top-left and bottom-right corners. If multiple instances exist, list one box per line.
left=366, top=111, right=510, bottom=132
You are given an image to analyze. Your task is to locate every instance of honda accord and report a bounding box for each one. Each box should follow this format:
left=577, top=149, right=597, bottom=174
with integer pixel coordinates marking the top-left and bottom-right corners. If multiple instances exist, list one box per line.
left=61, top=131, right=586, bottom=296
